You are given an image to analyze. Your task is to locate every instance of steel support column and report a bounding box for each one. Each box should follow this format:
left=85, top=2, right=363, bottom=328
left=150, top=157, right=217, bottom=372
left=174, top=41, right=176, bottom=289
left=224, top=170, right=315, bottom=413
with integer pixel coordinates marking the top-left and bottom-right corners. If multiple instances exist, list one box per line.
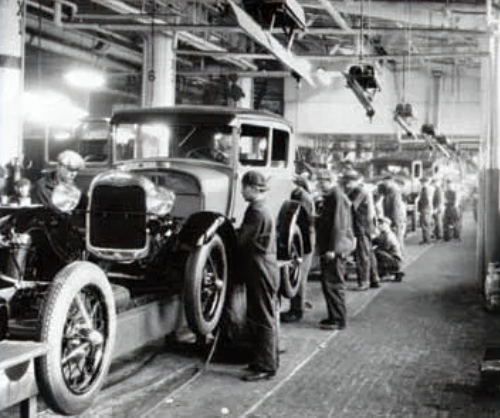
left=480, top=3, right=500, bottom=289
left=142, top=34, right=176, bottom=107
left=0, top=0, right=25, bottom=166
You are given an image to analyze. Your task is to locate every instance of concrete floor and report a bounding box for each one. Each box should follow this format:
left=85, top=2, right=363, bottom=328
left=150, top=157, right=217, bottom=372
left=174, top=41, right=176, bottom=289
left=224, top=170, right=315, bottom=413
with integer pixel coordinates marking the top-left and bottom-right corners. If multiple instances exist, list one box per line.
left=4, top=210, right=500, bottom=417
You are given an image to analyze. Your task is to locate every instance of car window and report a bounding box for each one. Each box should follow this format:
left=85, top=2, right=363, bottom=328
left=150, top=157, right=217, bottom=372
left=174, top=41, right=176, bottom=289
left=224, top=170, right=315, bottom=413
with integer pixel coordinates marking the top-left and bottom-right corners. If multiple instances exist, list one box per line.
left=113, top=121, right=233, bottom=164
left=239, top=124, right=269, bottom=167
left=271, top=129, right=289, bottom=168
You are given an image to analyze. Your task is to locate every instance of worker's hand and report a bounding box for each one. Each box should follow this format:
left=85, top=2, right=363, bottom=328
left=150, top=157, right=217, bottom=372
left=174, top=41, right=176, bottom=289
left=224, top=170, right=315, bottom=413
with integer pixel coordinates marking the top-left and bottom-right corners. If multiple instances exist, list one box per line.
left=323, top=251, right=336, bottom=261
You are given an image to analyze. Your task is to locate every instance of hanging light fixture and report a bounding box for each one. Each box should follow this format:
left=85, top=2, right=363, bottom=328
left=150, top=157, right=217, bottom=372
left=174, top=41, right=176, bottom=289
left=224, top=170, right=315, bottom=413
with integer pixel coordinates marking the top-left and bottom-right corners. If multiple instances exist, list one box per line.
left=343, top=0, right=381, bottom=120
left=64, top=68, right=106, bottom=91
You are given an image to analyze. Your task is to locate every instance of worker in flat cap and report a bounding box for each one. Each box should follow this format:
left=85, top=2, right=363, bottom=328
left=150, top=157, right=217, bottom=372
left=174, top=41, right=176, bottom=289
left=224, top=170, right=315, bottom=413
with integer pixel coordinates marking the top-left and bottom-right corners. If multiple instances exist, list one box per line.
left=379, top=174, right=406, bottom=253
left=417, top=176, right=433, bottom=244
left=34, top=149, right=85, bottom=212
left=315, top=168, right=356, bottom=331
left=237, top=170, right=280, bottom=382
left=443, top=177, right=462, bottom=241
left=281, top=174, right=316, bottom=323
left=342, top=169, right=380, bottom=290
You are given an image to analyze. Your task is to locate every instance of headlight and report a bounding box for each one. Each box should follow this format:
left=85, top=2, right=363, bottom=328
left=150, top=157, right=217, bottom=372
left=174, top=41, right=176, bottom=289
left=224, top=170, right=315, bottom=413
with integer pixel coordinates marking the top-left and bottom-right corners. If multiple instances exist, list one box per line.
left=52, top=183, right=81, bottom=213
left=147, top=186, right=176, bottom=217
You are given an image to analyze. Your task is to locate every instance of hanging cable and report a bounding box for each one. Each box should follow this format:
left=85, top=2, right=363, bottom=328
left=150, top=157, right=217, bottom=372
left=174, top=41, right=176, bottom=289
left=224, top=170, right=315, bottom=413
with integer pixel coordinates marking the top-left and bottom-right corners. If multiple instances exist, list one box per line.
left=359, top=0, right=364, bottom=63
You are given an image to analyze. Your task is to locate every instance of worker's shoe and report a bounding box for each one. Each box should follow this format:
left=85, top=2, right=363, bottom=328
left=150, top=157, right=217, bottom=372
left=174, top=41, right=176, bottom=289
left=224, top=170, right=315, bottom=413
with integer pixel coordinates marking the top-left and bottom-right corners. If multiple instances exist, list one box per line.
left=394, top=271, right=405, bottom=282
left=370, top=281, right=381, bottom=288
left=280, top=310, right=303, bottom=323
left=241, top=370, right=275, bottom=382
left=319, top=318, right=345, bottom=331
left=351, top=283, right=369, bottom=291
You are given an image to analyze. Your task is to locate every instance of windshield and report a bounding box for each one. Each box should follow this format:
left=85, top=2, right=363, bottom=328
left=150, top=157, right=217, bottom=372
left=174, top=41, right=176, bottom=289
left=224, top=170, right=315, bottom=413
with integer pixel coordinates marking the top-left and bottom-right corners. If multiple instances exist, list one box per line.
left=113, top=122, right=234, bottom=165
left=48, top=119, right=110, bottom=164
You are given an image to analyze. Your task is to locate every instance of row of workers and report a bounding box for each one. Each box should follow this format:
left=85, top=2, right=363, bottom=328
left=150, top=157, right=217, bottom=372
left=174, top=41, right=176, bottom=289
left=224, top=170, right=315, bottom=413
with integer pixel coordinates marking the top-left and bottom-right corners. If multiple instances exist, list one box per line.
left=238, top=168, right=406, bottom=382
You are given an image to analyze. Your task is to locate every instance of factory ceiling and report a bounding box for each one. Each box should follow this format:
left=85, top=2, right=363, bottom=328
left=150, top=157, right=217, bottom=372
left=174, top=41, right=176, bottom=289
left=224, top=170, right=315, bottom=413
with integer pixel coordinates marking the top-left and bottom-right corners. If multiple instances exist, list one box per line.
left=23, top=0, right=489, bottom=104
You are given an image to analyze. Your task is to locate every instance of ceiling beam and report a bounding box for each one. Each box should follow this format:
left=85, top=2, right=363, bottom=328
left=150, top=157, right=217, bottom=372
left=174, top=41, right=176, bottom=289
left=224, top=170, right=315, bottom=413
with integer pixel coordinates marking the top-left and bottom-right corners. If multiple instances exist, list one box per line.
left=62, top=23, right=487, bottom=37
left=175, top=49, right=488, bottom=62
left=321, top=0, right=486, bottom=31
left=316, top=0, right=351, bottom=31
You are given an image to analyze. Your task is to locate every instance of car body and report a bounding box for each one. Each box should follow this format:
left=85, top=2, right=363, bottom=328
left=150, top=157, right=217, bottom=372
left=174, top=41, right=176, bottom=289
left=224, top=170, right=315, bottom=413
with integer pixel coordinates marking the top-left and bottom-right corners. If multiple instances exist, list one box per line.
left=0, top=106, right=310, bottom=415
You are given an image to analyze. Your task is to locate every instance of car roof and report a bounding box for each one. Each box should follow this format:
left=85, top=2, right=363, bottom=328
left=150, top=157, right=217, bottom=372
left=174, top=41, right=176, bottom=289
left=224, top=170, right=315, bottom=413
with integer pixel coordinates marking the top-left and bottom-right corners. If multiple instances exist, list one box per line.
left=110, top=105, right=292, bottom=129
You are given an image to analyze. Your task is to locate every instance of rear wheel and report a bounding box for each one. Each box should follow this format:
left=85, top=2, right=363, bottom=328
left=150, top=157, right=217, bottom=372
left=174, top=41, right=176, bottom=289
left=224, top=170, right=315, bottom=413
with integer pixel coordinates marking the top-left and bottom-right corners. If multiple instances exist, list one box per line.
left=36, top=262, right=116, bottom=416
left=184, top=234, right=228, bottom=336
left=280, top=225, right=304, bottom=298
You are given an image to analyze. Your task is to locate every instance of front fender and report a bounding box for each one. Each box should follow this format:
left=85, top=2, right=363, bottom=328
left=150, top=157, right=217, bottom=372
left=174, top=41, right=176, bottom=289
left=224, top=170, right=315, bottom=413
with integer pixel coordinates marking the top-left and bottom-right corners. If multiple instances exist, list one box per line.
left=177, top=211, right=236, bottom=249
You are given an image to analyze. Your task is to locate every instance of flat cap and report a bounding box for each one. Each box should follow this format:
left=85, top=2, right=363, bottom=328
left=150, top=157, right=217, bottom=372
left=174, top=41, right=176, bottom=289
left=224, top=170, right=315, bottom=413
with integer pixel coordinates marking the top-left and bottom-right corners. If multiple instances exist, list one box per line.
left=342, top=169, right=361, bottom=182
left=293, top=175, right=310, bottom=192
left=242, top=170, right=270, bottom=190
left=57, top=150, right=85, bottom=171
left=377, top=216, right=392, bottom=226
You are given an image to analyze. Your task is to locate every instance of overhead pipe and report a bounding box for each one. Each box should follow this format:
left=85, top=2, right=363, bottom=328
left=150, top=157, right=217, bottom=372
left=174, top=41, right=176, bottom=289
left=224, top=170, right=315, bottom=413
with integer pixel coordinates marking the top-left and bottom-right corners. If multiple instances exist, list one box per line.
left=61, top=23, right=487, bottom=37
left=87, top=0, right=257, bottom=70
left=25, top=34, right=138, bottom=72
left=25, top=16, right=143, bottom=66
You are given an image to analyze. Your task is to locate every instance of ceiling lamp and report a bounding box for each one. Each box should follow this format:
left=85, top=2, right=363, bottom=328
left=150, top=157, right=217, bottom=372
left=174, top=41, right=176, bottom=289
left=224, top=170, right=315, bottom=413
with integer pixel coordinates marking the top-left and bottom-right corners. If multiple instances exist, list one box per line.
left=64, top=68, right=106, bottom=91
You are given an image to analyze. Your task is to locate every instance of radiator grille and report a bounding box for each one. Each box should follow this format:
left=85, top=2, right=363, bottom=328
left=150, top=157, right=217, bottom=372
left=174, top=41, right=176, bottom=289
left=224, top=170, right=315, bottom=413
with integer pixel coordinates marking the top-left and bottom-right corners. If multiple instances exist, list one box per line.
left=89, top=185, right=147, bottom=249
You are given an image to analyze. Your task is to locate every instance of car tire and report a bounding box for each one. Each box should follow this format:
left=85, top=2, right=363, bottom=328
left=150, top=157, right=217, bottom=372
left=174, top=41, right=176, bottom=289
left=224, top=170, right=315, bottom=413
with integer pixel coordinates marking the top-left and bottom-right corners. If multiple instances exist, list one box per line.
left=184, top=233, right=228, bottom=336
left=35, top=261, right=116, bottom=416
left=280, top=224, right=304, bottom=299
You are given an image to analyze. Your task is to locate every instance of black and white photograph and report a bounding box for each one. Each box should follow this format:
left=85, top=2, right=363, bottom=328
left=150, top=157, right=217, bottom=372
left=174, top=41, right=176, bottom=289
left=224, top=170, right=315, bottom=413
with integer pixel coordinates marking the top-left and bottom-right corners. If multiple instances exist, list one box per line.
left=0, top=0, right=497, bottom=417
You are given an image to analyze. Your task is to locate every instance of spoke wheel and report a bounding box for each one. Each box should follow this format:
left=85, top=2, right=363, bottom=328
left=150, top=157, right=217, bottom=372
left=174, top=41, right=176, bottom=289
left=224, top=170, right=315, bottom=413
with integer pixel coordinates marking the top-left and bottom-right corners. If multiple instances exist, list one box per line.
left=185, top=234, right=228, bottom=336
left=36, top=262, right=116, bottom=416
left=280, top=225, right=304, bottom=298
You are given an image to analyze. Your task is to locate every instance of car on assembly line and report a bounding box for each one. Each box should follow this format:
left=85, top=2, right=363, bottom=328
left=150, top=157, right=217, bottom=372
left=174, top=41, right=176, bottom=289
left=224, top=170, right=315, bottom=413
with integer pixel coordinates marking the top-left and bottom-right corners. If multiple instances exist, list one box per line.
left=0, top=106, right=311, bottom=415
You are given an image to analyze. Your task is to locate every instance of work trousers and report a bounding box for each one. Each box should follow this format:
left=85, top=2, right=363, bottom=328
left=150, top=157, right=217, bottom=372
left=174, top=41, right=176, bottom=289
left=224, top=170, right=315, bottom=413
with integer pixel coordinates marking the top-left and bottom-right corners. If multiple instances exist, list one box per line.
left=320, top=257, right=347, bottom=327
left=393, top=220, right=406, bottom=254
left=246, top=261, right=279, bottom=373
left=375, top=249, right=402, bottom=277
left=354, top=233, right=380, bottom=287
left=419, top=210, right=432, bottom=243
left=433, top=210, right=443, bottom=240
left=444, top=206, right=462, bottom=240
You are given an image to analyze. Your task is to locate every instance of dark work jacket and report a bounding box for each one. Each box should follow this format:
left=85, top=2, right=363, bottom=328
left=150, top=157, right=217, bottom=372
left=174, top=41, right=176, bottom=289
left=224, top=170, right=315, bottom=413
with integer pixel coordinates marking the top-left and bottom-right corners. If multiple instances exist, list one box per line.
left=445, top=189, right=459, bottom=207
left=237, top=200, right=279, bottom=289
left=417, top=185, right=432, bottom=213
left=373, top=229, right=403, bottom=261
left=315, top=185, right=355, bottom=256
left=348, top=185, right=375, bottom=237
left=33, top=171, right=59, bottom=211
left=382, top=183, right=405, bottom=225
left=433, top=185, right=443, bottom=209
left=291, top=185, right=316, bottom=253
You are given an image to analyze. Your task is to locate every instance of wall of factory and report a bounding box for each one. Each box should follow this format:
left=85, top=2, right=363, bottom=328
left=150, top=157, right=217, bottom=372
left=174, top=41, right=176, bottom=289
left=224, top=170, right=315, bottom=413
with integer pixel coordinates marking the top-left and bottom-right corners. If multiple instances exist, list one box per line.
left=284, top=64, right=482, bottom=140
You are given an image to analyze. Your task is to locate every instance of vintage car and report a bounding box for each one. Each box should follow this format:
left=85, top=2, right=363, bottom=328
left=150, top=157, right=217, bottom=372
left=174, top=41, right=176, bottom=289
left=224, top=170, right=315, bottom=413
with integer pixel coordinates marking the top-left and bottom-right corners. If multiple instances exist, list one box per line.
left=0, top=106, right=310, bottom=415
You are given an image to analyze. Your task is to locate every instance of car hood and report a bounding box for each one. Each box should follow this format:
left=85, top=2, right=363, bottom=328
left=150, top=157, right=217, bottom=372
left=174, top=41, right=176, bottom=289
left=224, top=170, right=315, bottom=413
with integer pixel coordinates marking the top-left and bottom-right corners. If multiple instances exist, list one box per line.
left=112, top=159, right=233, bottom=216
left=115, top=158, right=232, bottom=186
